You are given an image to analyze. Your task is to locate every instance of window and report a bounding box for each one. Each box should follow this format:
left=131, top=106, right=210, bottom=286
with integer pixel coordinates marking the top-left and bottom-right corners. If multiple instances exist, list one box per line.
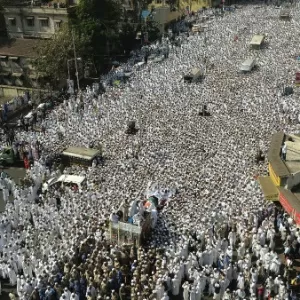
left=54, top=20, right=62, bottom=30
left=26, top=17, right=34, bottom=27
left=8, top=18, right=16, bottom=27
left=39, top=18, right=49, bottom=27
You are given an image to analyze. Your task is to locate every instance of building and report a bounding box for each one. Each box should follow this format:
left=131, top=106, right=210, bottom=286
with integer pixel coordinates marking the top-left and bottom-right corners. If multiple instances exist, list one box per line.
left=0, top=38, right=46, bottom=97
left=259, top=132, right=300, bottom=225
left=2, top=0, right=76, bottom=39
left=0, top=0, right=77, bottom=94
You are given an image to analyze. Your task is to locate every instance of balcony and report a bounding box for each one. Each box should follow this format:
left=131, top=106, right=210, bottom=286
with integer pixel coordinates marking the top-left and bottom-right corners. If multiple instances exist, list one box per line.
left=1, top=0, right=75, bottom=8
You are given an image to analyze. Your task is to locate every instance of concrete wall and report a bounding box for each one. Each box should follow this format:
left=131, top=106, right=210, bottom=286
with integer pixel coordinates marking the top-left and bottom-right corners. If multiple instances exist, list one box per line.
left=3, top=6, right=69, bottom=39
left=0, top=85, right=40, bottom=98
left=286, top=171, right=300, bottom=190
left=152, top=6, right=181, bottom=33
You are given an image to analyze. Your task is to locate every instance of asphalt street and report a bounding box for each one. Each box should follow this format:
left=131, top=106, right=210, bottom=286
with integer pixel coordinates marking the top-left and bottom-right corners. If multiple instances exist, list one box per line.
left=0, top=167, right=26, bottom=299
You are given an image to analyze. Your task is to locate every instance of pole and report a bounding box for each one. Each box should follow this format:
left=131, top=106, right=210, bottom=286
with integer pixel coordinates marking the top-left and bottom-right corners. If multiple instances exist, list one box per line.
left=67, top=60, right=70, bottom=80
left=71, top=30, right=80, bottom=91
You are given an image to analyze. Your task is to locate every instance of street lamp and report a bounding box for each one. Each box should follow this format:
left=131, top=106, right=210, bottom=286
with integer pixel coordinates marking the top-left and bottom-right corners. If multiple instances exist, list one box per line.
left=67, top=57, right=82, bottom=91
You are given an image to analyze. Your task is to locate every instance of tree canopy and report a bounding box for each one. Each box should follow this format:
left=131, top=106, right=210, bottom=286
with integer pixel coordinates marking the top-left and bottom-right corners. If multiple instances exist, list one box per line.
left=34, top=0, right=161, bottom=87
left=33, top=23, right=89, bottom=85
left=69, top=0, right=122, bottom=57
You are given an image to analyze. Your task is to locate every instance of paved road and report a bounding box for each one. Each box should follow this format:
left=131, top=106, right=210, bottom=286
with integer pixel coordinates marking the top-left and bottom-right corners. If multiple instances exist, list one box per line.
left=0, top=167, right=26, bottom=298
left=0, top=167, right=26, bottom=213
left=1, top=279, right=16, bottom=300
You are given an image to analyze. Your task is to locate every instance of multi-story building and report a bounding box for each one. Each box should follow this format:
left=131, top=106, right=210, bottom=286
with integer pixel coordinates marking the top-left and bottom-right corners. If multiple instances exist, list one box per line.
left=2, top=0, right=76, bottom=39
left=0, top=0, right=76, bottom=96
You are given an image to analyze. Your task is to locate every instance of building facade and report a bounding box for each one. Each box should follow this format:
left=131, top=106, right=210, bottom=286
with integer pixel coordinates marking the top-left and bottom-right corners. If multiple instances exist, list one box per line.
left=2, top=1, right=76, bottom=39
left=0, top=1, right=77, bottom=91
left=0, top=38, right=44, bottom=88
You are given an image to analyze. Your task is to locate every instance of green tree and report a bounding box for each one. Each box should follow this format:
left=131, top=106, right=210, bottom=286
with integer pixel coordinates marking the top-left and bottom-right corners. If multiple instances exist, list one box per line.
left=33, top=23, right=90, bottom=86
left=69, top=0, right=122, bottom=59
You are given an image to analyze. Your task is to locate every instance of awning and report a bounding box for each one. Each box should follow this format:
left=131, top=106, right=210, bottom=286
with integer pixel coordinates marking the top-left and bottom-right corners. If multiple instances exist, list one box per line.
left=26, top=16, right=34, bottom=20
left=38, top=17, right=48, bottom=21
left=54, top=19, right=62, bottom=23
left=258, top=176, right=279, bottom=201
left=14, top=79, right=23, bottom=86
left=29, top=73, right=38, bottom=79
left=0, top=56, right=7, bottom=59
left=12, top=72, right=22, bottom=77
left=9, top=57, right=18, bottom=60
left=8, top=17, right=15, bottom=21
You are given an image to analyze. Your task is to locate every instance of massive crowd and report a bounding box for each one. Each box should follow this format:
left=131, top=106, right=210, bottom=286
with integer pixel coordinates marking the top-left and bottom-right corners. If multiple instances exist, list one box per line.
left=0, top=3, right=300, bottom=300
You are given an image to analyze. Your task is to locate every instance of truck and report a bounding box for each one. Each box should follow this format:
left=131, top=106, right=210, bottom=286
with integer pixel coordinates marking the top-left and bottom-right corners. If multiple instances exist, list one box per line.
left=183, top=67, right=204, bottom=83
left=0, top=147, right=23, bottom=167
left=108, top=196, right=159, bottom=247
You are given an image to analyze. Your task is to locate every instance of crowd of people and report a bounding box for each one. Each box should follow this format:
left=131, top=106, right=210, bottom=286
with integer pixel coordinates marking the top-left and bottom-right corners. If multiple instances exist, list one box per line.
left=0, top=2, right=300, bottom=300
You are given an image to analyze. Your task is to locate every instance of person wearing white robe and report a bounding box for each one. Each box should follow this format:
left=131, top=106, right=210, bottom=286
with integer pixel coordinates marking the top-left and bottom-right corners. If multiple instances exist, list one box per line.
left=237, top=273, right=244, bottom=290
left=237, top=242, right=245, bottom=260
left=2, top=187, right=9, bottom=203
left=228, top=230, right=236, bottom=247
left=62, top=287, right=71, bottom=300
left=7, top=266, right=17, bottom=286
left=161, top=291, right=169, bottom=300
left=171, top=275, right=180, bottom=296
left=223, top=289, right=231, bottom=300
left=270, top=256, right=281, bottom=275
left=182, top=282, right=189, bottom=300
left=70, top=293, right=79, bottom=300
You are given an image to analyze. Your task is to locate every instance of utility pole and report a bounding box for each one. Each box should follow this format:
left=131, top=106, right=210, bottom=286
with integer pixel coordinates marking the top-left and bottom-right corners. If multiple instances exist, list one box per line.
left=71, top=30, right=80, bottom=91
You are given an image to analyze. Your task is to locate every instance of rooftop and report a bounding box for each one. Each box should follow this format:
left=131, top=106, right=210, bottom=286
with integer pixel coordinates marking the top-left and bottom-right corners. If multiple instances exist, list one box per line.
left=0, top=38, right=43, bottom=58
left=285, top=134, right=300, bottom=174
left=250, top=34, right=265, bottom=45
left=1, top=0, right=71, bottom=8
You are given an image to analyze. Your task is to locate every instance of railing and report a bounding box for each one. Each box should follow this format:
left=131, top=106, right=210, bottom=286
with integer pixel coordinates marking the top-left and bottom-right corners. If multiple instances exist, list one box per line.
left=2, top=0, right=70, bottom=8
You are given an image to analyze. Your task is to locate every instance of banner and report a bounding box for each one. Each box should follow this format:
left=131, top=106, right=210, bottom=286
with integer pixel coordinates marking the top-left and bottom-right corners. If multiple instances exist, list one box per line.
left=279, top=192, right=293, bottom=214
left=269, top=163, right=281, bottom=186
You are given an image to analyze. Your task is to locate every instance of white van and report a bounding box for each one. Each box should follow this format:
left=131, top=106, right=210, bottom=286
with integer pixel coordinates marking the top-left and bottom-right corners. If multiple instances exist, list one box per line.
left=183, top=68, right=203, bottom=83
left=42, top=174, right=86, bottom=192
left=192, top=24, right=203, bottom=33
left=240, top=58, right=256, bottom=72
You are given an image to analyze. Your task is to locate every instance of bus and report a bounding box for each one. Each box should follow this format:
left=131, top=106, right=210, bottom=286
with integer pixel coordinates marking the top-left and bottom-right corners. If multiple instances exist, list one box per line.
left=61, top=146, right=102, bottom=166
left=280, top=9, right=291, bottom=20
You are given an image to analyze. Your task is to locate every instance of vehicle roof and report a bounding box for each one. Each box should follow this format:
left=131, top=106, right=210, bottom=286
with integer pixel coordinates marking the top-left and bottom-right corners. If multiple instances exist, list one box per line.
left=56, top=174, right=86, bottom=185
left=242, top=58, right=255, bottom=66
left=62, top=146, right=100, bottom=160
left=250, top=34, right=265, bottom=45
left=190, top=68, right=202, bottom=76
left=280, top=9, right=291, bottom=16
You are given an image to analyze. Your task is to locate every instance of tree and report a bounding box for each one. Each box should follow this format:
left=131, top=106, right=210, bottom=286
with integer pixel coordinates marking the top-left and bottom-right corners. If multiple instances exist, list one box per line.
left=33, top=23, right=90, bottom=87
left=69, top=0, right=122, bottom=59
left=131, top=0, right=153, bottom=22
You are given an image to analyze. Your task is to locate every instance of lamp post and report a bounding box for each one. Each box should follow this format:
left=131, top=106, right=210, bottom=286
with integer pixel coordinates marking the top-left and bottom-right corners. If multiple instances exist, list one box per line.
left=67, top=57, right=82, bottom=92
left=71, top=30, right=80, bottom=91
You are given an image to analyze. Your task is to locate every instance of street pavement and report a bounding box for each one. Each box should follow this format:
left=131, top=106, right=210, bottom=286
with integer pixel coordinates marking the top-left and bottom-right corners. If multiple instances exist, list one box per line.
left=0, top=167, right=26, bottom=213
left=0, top=167, right=26, bottom=299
